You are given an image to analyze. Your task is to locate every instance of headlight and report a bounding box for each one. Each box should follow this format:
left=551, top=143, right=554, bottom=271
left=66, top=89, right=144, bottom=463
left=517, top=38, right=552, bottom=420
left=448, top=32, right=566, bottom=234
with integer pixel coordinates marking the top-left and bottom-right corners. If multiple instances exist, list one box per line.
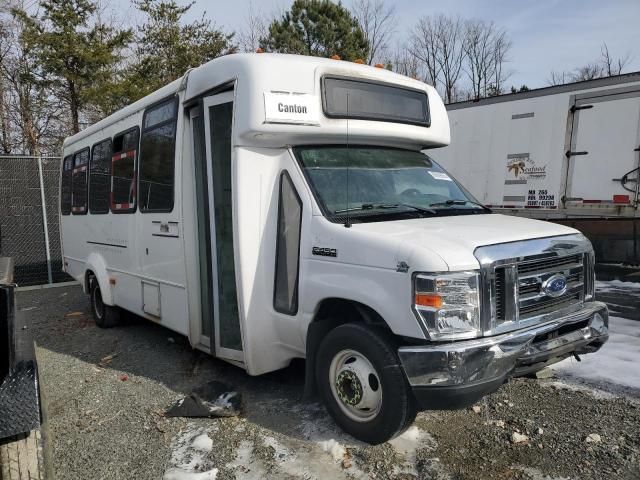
left=413, top=271, right=481, bottom=340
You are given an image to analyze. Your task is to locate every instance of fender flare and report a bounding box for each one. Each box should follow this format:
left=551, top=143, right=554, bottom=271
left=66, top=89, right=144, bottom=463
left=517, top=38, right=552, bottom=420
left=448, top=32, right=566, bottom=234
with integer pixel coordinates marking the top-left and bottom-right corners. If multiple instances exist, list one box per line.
left=302, top=298, right=392, bottom=400
left=84, top=253, right=114, bottom=306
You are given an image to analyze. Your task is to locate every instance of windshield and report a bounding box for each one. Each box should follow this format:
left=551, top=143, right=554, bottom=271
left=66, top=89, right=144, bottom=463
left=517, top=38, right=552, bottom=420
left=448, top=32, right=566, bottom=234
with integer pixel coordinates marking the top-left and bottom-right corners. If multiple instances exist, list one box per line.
left=295, top=146, right=488, bottom=222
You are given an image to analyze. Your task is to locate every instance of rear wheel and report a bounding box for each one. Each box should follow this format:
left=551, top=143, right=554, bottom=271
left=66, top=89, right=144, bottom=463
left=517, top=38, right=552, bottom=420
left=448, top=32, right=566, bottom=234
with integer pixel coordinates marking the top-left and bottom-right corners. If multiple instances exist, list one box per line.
left=315, top=323, right=416, bottom=444
left=90, top=278, right=120, bottom=328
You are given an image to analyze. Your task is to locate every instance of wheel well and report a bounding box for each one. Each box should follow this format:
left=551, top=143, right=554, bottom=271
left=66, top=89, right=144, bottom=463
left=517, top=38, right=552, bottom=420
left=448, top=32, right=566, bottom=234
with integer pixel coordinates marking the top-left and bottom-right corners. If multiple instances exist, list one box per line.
left=84, top=270, right=95, bottom=293
left=313, top=298, right=390, bottom=330
left=303, top=298, right=392, bottom=399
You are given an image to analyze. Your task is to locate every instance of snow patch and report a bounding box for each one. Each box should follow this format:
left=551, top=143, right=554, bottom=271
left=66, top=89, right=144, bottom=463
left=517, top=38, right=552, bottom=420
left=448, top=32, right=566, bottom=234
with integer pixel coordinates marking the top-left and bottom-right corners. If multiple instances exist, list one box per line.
left=165, top=427, right=217, bottom=480
left=318, top=439, right=347, bottom=462
left=223, top=402, right=439, bottom=479
left=191, top=434, right=213, bottom=453
left=551, top=316, right=640, bottom=390
left=543, top=380, right=618, bottom=400
left=389, top=426, right=437, bottom=476
left=163, top=468, right=218, bottom=480
left=596, top=280, right=640, bottom=292
left=262, top=435, right=291, bottom=462
left=226, top=440, right=268, bottom=480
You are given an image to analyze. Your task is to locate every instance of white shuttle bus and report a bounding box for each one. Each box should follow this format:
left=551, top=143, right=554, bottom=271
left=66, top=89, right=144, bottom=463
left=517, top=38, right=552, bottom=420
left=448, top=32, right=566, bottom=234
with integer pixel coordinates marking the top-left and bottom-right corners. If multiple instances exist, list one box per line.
left=60, top=54, right=608, bottom=443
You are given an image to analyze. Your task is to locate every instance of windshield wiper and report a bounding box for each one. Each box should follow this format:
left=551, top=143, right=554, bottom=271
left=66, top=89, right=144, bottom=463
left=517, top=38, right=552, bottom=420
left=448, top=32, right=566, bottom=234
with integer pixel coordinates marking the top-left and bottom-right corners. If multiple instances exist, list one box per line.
left=392, top=203, right=437, bottom=214
left=429, top=199, right=491, bottom=212
left=335, top=203, right=437, bottom=214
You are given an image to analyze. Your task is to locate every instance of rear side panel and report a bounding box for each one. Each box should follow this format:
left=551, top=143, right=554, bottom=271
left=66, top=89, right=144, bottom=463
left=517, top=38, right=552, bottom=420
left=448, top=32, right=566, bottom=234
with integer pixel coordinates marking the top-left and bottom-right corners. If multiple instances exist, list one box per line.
left=565, top=87, right=640, bottom=204
left=434, top=78, right=640, bottom=213
left=434, top=93, right=568, bottom=210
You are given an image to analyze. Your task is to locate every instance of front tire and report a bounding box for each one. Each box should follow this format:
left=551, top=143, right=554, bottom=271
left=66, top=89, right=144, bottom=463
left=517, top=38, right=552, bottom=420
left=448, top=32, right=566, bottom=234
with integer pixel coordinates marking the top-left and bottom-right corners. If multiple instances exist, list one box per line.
left=90, top=278, right=120, bottom=328
left=315, top=323, right=416, bottom=444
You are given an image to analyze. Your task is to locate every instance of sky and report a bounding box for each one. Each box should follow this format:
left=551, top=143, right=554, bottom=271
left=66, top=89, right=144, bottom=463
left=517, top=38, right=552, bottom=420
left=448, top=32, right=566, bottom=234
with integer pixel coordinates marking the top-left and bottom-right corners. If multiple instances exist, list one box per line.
left=111, top=0, right=640, bottom=90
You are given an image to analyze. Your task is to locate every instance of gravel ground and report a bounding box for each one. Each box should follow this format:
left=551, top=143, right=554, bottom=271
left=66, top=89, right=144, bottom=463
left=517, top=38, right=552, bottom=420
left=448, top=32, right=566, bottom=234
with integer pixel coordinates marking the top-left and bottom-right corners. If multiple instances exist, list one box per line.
left=16, top=284, right=640, bottom=480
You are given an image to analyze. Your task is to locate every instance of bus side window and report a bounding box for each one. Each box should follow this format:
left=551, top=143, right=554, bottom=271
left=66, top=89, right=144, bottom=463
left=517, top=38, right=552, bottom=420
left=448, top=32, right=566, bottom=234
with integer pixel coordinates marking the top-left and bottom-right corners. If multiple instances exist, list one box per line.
left=273, top=171, right=303, bottom=315
left=89, top=138, right=112, bottom=214
left=71, top=148, right=89, bottom=215
left=61, top=155, right=73, bottom=215
left=139, top=97, right=178, bottom=213
left=111, top=127, right=139, bottom=213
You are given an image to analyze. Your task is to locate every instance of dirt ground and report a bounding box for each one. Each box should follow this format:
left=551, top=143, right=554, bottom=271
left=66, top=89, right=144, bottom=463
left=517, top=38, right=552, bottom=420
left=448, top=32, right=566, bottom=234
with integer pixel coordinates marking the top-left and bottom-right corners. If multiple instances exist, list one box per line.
left=16, top=284, right=640, bottom=480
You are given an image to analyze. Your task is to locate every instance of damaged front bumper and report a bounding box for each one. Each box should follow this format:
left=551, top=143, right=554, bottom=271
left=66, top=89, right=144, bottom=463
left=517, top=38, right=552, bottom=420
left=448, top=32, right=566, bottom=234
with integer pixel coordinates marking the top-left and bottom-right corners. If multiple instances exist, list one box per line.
left=398, top=301, right=609, bottom=409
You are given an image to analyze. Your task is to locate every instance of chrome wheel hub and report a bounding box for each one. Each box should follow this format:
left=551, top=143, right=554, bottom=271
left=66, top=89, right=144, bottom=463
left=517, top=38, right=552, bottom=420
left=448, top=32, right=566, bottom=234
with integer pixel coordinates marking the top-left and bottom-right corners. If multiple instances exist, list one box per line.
left=329, top=349, right=382, bottom=422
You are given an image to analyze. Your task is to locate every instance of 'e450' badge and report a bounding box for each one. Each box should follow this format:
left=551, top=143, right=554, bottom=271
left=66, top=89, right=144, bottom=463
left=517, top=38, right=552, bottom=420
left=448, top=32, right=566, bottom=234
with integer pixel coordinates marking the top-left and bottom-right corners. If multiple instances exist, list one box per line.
left=312, top=247, right=337, bottom=257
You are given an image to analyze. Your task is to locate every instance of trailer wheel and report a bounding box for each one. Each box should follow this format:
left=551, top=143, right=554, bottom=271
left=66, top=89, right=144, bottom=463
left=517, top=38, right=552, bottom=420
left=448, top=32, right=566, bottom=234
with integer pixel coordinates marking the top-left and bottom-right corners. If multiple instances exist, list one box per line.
left=90, top=279, right=120, bottom=328
left=0, top=429, right=45, bottom=480
left=315, top=323, right=416, bottom=444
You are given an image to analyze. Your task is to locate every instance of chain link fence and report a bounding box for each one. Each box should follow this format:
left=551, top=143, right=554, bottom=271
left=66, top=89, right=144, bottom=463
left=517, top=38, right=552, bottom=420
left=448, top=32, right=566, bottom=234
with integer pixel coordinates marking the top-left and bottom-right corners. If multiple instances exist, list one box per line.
left=0, top=156, right=71, bottom=286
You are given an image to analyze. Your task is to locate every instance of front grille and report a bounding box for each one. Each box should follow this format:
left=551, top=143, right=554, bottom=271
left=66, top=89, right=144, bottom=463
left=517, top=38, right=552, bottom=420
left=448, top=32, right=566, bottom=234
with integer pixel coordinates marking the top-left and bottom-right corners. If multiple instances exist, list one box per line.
left=517, top=254, right=582, bottom=275
left=494, top=267, right=505, bottom=320
left=519, top=290, right=581, bottom=316
left=493, top=252, right=586, bottom=325
left=519, top=283, right=539, bottom=295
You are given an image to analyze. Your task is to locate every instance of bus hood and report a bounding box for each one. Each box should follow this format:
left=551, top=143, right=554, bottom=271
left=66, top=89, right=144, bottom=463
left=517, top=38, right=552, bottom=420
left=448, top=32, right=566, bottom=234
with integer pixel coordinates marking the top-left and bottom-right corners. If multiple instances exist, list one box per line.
left=351, top=213, right=581, bottom=271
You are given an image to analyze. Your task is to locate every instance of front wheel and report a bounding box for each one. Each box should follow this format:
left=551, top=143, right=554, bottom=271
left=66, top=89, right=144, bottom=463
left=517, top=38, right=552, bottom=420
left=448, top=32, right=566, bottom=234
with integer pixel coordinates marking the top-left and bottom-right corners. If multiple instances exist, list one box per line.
left=90, top=278, right=120, bottom=328
left=315, top=323, right=416, bottom=444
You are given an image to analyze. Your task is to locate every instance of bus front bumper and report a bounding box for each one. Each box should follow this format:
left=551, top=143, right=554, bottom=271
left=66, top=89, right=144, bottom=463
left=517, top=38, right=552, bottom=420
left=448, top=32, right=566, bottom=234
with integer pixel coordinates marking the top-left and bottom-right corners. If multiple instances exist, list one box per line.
left=398, top=302, right=609, bottom=410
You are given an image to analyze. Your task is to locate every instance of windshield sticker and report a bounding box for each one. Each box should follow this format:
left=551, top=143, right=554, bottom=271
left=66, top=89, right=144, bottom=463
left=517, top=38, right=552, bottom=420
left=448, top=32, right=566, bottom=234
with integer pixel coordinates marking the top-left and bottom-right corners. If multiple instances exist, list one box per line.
left=429, top=171, right=453, bottom=181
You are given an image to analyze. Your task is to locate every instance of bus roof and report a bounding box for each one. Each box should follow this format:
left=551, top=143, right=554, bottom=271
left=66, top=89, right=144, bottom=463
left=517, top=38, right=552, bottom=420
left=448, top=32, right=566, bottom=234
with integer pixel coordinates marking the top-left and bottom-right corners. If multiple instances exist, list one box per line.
left=64, top=53, right=450, bottom=151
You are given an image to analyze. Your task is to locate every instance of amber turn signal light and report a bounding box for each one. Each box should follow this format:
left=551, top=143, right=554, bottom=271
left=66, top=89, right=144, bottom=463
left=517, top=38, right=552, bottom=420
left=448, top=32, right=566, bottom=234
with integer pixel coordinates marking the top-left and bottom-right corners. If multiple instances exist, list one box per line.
left=415, top=293, right=442, bottom=308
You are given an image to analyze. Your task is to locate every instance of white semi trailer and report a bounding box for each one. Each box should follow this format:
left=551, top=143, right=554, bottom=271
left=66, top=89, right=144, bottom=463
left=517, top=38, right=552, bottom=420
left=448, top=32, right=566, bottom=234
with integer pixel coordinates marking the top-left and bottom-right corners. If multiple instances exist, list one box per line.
left=432, top=72, right=640, bottom=264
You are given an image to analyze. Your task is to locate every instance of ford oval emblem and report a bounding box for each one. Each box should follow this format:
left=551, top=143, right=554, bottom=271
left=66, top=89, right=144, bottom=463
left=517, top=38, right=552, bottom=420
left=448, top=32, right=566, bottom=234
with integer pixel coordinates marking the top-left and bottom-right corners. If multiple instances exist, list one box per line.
left=542, top=274, right=568, bottom=298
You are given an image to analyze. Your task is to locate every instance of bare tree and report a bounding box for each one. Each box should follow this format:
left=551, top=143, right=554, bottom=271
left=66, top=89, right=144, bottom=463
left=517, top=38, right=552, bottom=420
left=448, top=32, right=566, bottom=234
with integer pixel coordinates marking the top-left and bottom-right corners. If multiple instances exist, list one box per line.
left=548, top=70, right=568, bottom=86
left=0, top=2, right=66, bottom=155
left=238, top=0, right=270, bottom=53
left=408, top=16, right=439, bottom=86
left=434, top=15, right=466, bottom=103
left=548, top=43, right=632, bottom=86
left=491, top=28, right=511, bottom=95
left=409, top=14, right=466, bottom=103
left=571, top=63, right=604, bottom=82
left=351, top=0, right=396, bottom=65
left=0, top=13, right=15, bottom=154
left=463, top=19, right=494, bottom=99
left=600, top=42, right=630, bottom=76
left=389, top=44, right=421, bottom=79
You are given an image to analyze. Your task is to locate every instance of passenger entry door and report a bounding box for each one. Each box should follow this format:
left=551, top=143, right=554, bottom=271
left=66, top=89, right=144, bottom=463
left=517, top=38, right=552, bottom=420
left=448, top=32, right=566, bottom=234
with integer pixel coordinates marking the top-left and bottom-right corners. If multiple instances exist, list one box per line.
left=202, top=92, right=244, bottom=363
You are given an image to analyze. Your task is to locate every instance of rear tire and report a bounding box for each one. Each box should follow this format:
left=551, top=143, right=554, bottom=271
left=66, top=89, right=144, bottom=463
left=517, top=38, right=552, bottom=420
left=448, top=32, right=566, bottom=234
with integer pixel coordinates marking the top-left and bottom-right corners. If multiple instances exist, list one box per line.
left=90, top=278, right=120, bottom=328
left=315, top=323, right=416, bottom=444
